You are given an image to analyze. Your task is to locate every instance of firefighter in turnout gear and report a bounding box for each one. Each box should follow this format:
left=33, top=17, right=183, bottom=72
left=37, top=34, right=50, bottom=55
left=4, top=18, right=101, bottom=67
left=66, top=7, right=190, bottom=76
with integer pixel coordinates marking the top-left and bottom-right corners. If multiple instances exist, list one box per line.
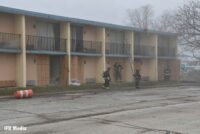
left=134, top=69, right=141, bottom=89
left=102, top=67, right=111, bottom=89
left=114, top=63, right=123, bottom=82
left=164, top=67, right=171, bottom=81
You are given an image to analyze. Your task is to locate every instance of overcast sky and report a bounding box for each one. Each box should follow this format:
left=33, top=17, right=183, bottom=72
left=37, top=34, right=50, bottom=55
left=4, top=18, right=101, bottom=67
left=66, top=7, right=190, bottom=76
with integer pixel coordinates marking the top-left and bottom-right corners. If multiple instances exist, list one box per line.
left=0, top=0, right=187, bottom=25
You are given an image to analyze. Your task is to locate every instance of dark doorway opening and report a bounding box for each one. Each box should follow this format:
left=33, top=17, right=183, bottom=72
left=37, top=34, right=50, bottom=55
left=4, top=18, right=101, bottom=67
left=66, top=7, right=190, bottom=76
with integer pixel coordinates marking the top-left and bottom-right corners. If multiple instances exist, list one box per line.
left=50, top=56, right=61, bottom=85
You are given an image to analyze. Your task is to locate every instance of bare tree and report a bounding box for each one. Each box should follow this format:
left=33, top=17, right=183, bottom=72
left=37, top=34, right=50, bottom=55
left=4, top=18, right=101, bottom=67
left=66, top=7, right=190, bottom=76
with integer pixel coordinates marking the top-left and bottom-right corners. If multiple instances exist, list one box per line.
left=127, top=5, right=154, bottom=30
left=126, top=1, right=200, bottom=60
left=153, top=11, right=186, bottom=56
left=174, top=0, right=200, bottom=60
left=153, top=11, right=176, bottom=32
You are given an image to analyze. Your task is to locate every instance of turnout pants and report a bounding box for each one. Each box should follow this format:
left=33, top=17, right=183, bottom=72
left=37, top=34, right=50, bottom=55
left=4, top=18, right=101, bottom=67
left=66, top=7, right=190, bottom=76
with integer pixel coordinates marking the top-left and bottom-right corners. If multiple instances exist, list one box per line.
left=135, top=80, right=140, bottom=88
left=104, top=79, right=110, bottom=87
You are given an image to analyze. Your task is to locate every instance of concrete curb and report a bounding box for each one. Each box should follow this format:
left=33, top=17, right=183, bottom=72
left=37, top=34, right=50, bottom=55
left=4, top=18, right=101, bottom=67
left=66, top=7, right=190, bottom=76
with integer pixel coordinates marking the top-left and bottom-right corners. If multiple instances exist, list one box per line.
left=0, top=95, right=13, bottom=100
left=0, top=89, right=106, bottom=100
left=0, top=83, right=199, bottom=100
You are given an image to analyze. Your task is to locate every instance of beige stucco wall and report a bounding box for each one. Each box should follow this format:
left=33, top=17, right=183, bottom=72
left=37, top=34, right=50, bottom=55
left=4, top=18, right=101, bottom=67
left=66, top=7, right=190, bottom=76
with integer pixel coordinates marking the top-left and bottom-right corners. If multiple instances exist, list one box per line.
left=82, top=26, right=104, bottom=51
left=134, top=59, right=158, bottom=81
left=124, top=58, right=134, bottom=82
left=83, top=57, right=97, bottom=83
left=0, top=13, right=15, bottom=33
left=0, top=54, right=16, bottom=81
left=140, top=60, right=150, bottom=78
left=134, top=59, right=149, bottom=79
left=83, top=25, right=98, bottom=41
left=105, top=29, right=125, bottom=42
left=71, top=56, right=98, bottom=83
left=26, top=54, right=38, bottom=84
left=148, top=59, right=158, bottom=81
left=25, top=17, right=37, bottom=35
left=25, top=17, right=57, bottom=37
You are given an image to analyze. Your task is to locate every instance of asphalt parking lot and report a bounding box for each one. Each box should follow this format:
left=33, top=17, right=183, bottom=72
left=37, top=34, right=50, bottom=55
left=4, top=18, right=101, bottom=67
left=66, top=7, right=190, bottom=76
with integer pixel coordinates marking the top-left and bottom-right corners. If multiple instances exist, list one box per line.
left=0, top=85, right=200, bottom=134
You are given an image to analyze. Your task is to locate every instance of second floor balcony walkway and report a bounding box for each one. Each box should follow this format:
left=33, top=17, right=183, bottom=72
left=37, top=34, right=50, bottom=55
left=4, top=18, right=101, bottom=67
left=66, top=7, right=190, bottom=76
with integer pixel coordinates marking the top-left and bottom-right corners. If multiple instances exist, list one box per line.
left=106, top=42, right=130, bottom=57
left=0, top=32, right=21, bottom=53
left=71, top=39, right=102, bottom=56
left=26, top=35, right=67, bottom=55
left=158, top=46, right=176, bottom=58
left=134, top=44, right=155, bottom=58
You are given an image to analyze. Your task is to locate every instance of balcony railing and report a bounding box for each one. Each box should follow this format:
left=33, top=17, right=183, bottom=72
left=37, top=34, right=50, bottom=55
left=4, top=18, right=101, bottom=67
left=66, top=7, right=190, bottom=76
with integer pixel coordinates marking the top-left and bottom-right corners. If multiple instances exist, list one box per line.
left=71, top=39, right=102, bottom=54
left=106, top=42, right=130, bottom=56
left=158, top=46, right=176, bottom=57
left=26, top=35, right=67, bottom=52
left=134, top=45, right=155, bottom=57
left=0, top=32, right=21, bottom=51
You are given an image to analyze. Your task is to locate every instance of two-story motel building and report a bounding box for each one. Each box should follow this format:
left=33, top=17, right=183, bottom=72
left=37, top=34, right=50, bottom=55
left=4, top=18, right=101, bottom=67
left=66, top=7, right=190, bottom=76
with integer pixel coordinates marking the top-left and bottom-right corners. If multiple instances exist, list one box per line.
left=0, top=6, right=180, bottom=87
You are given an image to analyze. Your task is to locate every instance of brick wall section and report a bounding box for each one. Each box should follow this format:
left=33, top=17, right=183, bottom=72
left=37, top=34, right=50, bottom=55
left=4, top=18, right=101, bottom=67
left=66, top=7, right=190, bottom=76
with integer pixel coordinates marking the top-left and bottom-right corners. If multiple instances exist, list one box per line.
left=0, top=81, right=16, bottom=87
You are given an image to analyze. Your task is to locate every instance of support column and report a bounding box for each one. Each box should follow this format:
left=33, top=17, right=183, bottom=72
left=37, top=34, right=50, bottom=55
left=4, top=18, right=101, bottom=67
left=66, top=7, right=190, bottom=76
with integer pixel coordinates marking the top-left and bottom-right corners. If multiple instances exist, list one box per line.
left=67, top=23, right=71, bottom=85
left=124, top=31, right=134, bottom=82
left=15, top=15, right=26, bottom=87
left=102, top=28, right=106, bottom=70
left=96, top=27, right=106, bottom=83
left=149, top=34, right=158, bottom=81
left=60, top=22, right=69, bottom=86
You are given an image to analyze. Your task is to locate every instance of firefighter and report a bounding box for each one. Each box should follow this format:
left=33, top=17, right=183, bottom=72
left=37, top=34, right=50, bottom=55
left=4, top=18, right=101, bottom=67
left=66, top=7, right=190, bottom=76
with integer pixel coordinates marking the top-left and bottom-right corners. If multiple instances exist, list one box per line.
left=164, top=67, right=171, bottom=81
left=117, top=64, right=123, bottom=81
left=114, top=63, right=124, bottom=82
left=134, top=69, right=141, bottom=89
left=114, top=63, right=119, bottom=82
left=102, top=67, right=111, bottom=89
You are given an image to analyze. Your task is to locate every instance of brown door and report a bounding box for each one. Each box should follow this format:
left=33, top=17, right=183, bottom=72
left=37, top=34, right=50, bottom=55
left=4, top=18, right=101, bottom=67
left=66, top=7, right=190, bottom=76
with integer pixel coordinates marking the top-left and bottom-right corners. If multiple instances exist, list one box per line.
left=37, top=55, right=50, bottom=86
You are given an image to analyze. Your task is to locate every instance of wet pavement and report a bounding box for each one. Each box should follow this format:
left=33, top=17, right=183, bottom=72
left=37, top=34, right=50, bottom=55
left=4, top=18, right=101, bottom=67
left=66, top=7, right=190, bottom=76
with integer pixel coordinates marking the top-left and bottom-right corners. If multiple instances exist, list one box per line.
left=0, top=86, right=200, bottom=134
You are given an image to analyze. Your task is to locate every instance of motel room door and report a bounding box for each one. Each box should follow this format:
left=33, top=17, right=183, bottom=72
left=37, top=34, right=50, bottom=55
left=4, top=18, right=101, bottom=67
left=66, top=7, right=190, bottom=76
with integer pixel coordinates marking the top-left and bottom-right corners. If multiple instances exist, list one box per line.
left=50, top=56, right=62, bottom=85
left=37, top=55, right=50, bottom=86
